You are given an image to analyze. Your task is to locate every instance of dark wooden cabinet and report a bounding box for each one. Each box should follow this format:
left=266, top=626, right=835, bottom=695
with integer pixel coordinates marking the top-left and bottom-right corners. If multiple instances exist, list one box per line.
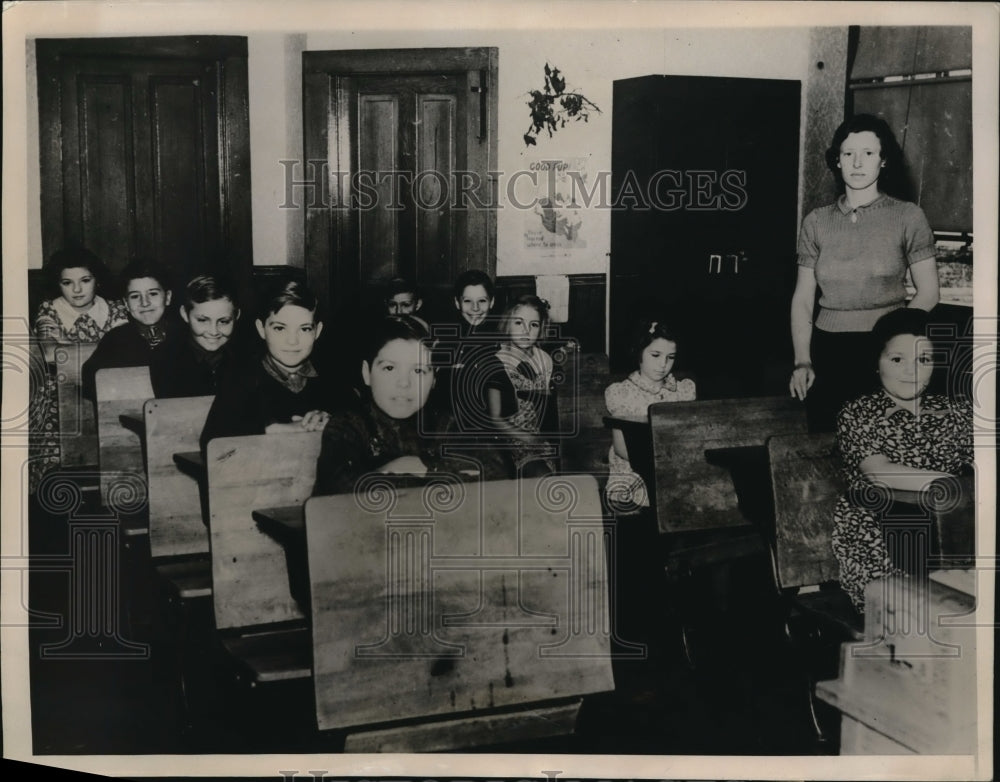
left=610, top=76, right=801, bottom=398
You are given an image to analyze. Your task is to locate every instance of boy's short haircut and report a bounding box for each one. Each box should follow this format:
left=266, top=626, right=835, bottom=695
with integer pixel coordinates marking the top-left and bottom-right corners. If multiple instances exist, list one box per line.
left=363, top=315, right=431, bottom=368
left=258, top=278, right=320, bottom=323
left=452, top=269, right=494, bottom=300
left=183, top=274, right=239, bottom=312
left=385, top=277, right=420, bottom=301
left=117, top=259, right=172, bottom=298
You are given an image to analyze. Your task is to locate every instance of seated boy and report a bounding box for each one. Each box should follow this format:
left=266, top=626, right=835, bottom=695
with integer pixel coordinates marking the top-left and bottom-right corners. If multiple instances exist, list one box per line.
left=200, top=279, right=352, bottom=451
left=313, top=316, right=507, bottom=496
left=82, top=260, right=176, bottom=400
left=151, top=273, right=243, bottom=398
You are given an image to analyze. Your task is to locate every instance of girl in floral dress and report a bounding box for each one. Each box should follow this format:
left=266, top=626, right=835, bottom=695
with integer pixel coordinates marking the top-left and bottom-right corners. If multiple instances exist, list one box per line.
left=605, top=319, right=696, bottom=511
left=31, top=248, right=128, bottom=492
left=489, top=295, right=557, bottom=476
left=832, top=308, right=973, bottom=612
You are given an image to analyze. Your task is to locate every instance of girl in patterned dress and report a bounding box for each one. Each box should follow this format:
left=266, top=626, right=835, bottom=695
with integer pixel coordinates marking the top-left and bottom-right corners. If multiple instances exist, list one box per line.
left=489, top=295, right=557, bottom=476
left=30, top=248, right=128, bottom=492
left=832, top=308, right=974, bottom=612
left=604, top=319, right=696, bottom=511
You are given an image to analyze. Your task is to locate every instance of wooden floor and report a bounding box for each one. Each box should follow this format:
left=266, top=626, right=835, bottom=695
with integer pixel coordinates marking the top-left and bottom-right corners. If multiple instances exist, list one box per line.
left=24, top=494, right=842, bottom=758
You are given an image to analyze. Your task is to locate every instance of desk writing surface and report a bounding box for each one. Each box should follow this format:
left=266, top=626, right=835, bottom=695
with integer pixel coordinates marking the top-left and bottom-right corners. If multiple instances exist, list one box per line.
left=650, top=396, right=806, bottom=533
left=305, top=475, right=615, bottom=732
left=173, top=451, right=205, bottom=479
left=253, top=505, right=304, bottom=533
left=118, top=412, right=144, bottom=436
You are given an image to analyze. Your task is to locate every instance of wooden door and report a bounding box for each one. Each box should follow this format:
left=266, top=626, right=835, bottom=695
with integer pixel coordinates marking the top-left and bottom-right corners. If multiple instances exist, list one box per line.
left=303, top=48, right=498, bottom=319
left=37, top=37, right=253, bottom=304
left=610, top=76, right=800, bottom=398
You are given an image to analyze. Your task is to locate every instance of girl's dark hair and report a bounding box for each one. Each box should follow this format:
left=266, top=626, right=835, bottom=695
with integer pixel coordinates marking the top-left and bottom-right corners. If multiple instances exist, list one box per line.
left=117, top=259, right=172, bottom=297
left=45, top=246, right=109, bottom=297
left=825, top=113, right=908, bottom=198
left=870, top=307, right=933, bottom=370
left=628, top=318, right=681, bottom=369
left=498, top=294, right=550, bottom=337
left=452, top=269, right=495, bottom=301
left=258, top=279, right=319, bottom=322
left=363, top=315, right=431, bottom=368
left=182, top=274, right=239, bottom=312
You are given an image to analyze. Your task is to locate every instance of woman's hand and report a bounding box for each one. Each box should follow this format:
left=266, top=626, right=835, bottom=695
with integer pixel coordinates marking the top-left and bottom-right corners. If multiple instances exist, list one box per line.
left=789, top=363, right=815, bottom=400
left=379, top=455, right=429, bottom=476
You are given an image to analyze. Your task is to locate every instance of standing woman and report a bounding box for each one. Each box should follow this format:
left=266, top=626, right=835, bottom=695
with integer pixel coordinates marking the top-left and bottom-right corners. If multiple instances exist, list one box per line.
left=789, top=114, right=939, bottom=432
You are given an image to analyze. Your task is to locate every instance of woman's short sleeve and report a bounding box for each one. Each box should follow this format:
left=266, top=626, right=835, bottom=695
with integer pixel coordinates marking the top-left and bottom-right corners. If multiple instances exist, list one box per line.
left=903, top=204, right=937, bottom=266
left=796, top=209, right=820, bottom=269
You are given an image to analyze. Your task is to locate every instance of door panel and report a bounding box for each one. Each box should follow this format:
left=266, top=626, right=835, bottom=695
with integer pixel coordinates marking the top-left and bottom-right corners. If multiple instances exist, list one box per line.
left=37, top=38, right=252, bottom=304
left=78, top=76, right=136, bottom=270
left=304, top=48, right=497, bottom=319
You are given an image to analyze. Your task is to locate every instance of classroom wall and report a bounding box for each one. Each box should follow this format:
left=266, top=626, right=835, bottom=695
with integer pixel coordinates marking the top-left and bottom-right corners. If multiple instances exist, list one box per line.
left=22, top=27, right=814, bottom=272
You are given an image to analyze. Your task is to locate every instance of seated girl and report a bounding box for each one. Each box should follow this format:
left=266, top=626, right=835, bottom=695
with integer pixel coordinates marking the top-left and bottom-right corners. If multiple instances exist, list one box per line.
left=605, top=319, right=696, bottom=511
left=489, top=295, right=557, bottom=476
left=35, top=246, right=128, bottom=350
left=30, top=246, right=128, bottom=491
left=82, top=260, right=176, bottom=400
left=313, top=316, right=506, bottom=496
left=200, top=279, right=345, bottom=450
left=832, top=308, right=974, bottom=612
left=150, top=274, right=241, bottom=398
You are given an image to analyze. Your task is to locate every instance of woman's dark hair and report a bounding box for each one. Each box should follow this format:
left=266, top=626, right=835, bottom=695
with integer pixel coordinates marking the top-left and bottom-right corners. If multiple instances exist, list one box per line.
left=452, top=269, right=495, bottom=301
left=258, top=279, right=319, bottom=322
left=363, top=315, right=431, bottom=368
left=629, top=318, right=681, bottom=369
left=45, top=246, right=109, bottom=297
left=498, top=294, right=550, bottom=337
left=825, top=113, right=908, bottom=198
left=182, top=274, right=239, bottom=313
left=870, top=307, right=933, bottom=370
left=117, top=259, right=172, bottom=298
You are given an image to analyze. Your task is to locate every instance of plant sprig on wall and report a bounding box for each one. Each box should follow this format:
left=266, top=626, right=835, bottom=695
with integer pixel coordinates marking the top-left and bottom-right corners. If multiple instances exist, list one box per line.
left=523, top=63, right=601, bottom=146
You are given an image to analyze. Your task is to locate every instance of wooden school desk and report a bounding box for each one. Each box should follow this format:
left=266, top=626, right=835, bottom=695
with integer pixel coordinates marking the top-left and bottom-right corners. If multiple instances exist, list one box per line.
left=303, top=475, right=615, bottom=751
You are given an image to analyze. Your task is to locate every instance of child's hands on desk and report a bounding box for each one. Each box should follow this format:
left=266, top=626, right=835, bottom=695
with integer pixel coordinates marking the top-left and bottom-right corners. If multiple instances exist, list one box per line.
left=264, top=410, right=331, bottom=434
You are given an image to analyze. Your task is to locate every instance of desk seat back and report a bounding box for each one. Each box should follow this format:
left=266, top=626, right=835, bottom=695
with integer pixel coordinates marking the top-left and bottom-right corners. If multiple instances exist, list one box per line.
left=768, top=432, right=845, bottom=590
left=650, top=396, right=807, bottom=533
left=94, top=366, right=153, bottom=508
left=144, top=396, right=214, bottom=558
left=207, top=431, right=323, bottom=630
left=305, top=474, right=615, bottom=731
left=53, top=343, right=99, bottom=468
